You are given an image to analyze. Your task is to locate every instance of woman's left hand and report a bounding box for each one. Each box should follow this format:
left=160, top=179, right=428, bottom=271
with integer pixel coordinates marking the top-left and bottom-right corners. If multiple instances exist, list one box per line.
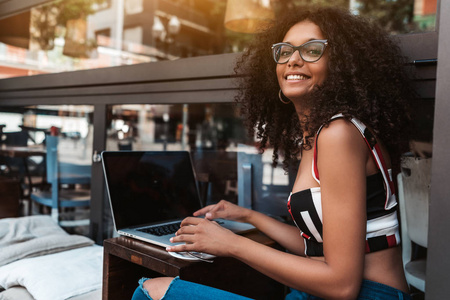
left=166, top=217, right=237, bottom=256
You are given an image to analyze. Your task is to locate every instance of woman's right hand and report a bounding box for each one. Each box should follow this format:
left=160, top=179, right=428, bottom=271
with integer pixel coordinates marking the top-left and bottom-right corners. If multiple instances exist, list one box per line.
left=193, top=200, right=252, bottom=223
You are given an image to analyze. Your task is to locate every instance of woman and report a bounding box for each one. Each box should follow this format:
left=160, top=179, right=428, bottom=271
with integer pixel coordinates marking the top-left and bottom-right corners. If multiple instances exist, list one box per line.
left=132, top=6, right=413, bottom=300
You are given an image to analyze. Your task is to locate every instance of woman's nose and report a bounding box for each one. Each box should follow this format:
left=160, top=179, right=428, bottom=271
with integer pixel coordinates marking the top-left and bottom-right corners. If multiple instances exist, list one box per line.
left=287, top=50, right=304, bottom=66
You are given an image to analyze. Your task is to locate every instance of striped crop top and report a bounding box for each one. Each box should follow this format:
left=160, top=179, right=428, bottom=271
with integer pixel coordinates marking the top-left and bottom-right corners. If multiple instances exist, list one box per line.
left=287, top=114, right=400, bottom=257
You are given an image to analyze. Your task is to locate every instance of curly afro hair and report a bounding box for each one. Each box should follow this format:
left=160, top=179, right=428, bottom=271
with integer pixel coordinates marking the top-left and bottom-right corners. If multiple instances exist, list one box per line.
left=234, top=5, right=414, bottom=171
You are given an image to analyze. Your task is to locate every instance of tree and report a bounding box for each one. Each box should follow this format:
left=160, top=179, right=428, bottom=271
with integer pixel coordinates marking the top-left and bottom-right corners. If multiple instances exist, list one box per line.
left=53, top=0, right=107, bottom=27
left=357, top=0, right=415, bottom=33
left=30, top=0, right=107, bottom=54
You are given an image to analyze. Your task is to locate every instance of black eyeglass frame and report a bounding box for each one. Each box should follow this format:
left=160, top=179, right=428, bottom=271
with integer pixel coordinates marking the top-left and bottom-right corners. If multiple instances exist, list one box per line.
left=271, top=39, right=329, bottom=64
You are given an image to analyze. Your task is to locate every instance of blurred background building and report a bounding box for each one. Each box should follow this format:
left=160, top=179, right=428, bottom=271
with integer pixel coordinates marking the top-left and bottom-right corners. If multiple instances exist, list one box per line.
left=0, top=0, right=437, bottom=78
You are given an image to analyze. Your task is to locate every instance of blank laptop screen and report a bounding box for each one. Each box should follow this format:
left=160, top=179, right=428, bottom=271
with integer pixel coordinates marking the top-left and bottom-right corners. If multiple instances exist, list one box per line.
left=102, top=151, right=203, bottom=230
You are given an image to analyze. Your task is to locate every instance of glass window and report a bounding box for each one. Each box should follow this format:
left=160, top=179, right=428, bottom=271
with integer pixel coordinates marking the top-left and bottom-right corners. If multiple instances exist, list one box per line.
left=0, top=0, right=437, bottom=79
left=102, top=102, right=294, bottom=235
left=106, top=103, right=250, bottom=152
left=0, top=105, right=94, bottom=164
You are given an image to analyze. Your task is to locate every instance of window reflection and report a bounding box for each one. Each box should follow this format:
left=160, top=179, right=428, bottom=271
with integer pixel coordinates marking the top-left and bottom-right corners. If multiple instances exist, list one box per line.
left=107, top=103, right=249, bottom=152
left=106, top=103, right=249, bottom=226
left=105, top=102, right=295, bottom=226
left=0, top=0, right=438, bottom=78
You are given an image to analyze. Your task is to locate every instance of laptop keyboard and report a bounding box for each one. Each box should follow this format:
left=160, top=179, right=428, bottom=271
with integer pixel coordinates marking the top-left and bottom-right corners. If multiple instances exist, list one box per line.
left=137, top=220, right=226, bottom=237
left=138, top=222, right=182, bottom=236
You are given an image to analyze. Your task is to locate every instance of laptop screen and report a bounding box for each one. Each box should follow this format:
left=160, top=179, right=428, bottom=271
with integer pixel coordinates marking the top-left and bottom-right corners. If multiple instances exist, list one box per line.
left=102, top=151, right=203, bottom=230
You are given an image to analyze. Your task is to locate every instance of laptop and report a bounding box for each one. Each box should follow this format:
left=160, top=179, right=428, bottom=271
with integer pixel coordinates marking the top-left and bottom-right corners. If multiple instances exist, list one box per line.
left=101, top=151, right=255, bottom=249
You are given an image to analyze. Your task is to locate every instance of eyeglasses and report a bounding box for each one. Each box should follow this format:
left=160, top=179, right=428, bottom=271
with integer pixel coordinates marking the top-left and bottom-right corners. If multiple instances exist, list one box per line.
left=271, top=39, right=328, bottom=64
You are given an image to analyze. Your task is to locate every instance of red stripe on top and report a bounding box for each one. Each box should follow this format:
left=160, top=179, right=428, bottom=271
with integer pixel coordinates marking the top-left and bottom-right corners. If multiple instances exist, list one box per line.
left=386, top=234, right=397, bottom=247
left=301, top=232, right=311, bottom=240
left=287, top=194, right=294, bottom=220
left=374, top=144, right=395, bottom=194
left=365, top=241, right=371, bottom=253
left=313, top=137, right=320, bottom=181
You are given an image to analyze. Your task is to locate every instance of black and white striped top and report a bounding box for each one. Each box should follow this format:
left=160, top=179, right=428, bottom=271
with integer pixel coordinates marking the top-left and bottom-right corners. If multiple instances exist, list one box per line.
left=287, top=114, right=400, bottom=257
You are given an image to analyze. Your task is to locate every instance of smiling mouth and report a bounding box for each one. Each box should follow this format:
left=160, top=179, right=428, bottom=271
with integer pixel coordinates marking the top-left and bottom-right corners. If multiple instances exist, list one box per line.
left=286, top=74, right=310, bottom=80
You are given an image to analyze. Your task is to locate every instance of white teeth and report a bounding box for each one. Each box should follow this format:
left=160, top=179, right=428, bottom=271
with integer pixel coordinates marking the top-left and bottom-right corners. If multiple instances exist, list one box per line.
left=287, top=74, right=308, bottom=80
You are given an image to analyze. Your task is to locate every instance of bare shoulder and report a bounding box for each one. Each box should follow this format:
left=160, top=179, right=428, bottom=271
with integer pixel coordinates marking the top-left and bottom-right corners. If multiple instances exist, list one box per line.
left=316, top=118, right=365, bottom=151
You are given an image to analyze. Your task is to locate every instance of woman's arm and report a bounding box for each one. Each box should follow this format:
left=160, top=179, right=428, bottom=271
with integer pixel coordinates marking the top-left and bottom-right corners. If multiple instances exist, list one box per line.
left=235, top=120, right=368, bottom=299
left=170, top=120, right=369, bottom=299
left=246, top=209, right=306, bottom=255
left=194, top=200, right=306, bottom=255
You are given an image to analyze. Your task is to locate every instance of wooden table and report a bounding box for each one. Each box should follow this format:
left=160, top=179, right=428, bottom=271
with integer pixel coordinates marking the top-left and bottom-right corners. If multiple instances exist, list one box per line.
left=0, top=145, right=46, bottom=158
left=103, top=231, right=285, bottom=300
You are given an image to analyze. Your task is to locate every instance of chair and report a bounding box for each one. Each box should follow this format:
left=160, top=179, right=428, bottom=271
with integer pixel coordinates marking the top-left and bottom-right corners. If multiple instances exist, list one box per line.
left=0, top=130, right=30, bottom=176
left=397, top=156, right=431, bottom=293
left=31, top=135, right=91, bottom=227
left=0, top=130, right=43, bottom=203
left=191, top=150, right=238, bottom=206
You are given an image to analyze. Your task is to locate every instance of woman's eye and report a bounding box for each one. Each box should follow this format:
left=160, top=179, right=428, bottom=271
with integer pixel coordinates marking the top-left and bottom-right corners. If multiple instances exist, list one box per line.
left=305, top=48, right=321, bottom=56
